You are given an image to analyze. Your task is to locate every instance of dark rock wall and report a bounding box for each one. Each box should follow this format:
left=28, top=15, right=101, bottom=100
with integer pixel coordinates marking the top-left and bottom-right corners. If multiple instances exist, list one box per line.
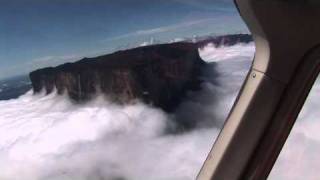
left=29, top=34, right=253, bottom=111
left=30, top=42, right=205, bottom=111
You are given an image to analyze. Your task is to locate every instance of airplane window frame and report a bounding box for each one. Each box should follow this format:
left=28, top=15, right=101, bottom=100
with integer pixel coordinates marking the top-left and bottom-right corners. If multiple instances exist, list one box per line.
left=197, top=0, right=320, bottom=179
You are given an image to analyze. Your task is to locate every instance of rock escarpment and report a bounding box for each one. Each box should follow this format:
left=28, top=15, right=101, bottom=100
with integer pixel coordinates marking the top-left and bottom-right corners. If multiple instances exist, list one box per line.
left=30, top=42, right=205, bottom=111
left=30, top=34, right=253, bottom=111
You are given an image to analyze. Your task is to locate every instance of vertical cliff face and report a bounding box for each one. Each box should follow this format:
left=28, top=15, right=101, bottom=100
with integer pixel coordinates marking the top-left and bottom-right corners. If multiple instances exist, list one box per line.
left=30, top=42, right=205, bottom=111
left=29, top=34, right=253, bottom=111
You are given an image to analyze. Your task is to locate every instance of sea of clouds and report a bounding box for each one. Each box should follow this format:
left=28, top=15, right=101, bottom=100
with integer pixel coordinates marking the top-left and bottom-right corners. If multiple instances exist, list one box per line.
left=269, top=76, right=320, bottom=180
left=0, top=42, right=317, bottom=180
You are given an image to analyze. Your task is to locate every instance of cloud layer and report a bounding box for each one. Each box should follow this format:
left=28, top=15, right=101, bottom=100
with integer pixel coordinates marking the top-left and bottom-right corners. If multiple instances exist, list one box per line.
left=0, top=41, right=315, bottom=180
left=6, top=43, right=312, bottom=180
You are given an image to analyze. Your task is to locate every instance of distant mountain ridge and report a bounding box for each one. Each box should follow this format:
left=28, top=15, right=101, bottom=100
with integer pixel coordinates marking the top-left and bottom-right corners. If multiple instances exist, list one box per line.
left=195, top=33, right=252, bottom=48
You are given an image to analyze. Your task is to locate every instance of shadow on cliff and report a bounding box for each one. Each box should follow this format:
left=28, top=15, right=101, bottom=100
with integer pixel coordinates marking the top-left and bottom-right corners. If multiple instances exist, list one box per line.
left=166, top=62, right=222, bottom=133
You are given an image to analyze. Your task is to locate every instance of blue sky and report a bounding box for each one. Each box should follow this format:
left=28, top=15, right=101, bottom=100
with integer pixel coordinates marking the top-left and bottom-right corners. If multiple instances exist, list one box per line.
left=0, top=0, right=248, bottom=80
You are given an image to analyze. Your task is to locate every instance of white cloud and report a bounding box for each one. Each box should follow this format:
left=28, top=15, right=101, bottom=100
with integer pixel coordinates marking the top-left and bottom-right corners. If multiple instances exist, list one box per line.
left=0, top=43, right=254, bottom=180
left=105, top=18, right=217, bottom=41
left=136, top=19, right=213, bottom=35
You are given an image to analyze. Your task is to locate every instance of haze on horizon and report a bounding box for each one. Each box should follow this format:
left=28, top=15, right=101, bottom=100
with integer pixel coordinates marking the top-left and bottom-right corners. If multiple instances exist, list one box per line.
left=0, top=0, right=247, bottom=80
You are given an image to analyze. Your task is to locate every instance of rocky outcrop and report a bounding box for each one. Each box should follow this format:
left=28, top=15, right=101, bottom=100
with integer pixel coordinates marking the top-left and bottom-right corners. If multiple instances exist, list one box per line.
left=30, top=42, right=205, bottom=111
left=29, top=34, right=253, bottom=111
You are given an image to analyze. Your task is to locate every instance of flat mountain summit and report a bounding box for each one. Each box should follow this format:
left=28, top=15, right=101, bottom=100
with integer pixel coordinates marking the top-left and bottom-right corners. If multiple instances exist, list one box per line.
left=30, top=34, right=252, bottom=111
